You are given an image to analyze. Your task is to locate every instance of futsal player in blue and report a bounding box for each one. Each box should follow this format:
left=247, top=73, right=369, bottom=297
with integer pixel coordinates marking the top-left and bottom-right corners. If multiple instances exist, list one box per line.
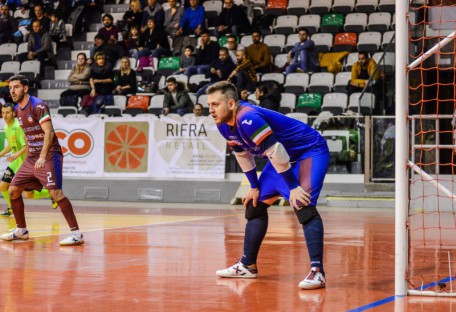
left=208, top=81, right=329, bottom=290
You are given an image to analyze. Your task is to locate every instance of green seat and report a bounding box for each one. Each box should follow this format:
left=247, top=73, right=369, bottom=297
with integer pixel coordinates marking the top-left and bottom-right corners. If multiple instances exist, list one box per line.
left=218, top=36, right=228, bottom=47
left=296, top=93, right=322, bottom=114
left=320, top=14, right=344, bottom=33
left=158, top=56, right=180, bottom=72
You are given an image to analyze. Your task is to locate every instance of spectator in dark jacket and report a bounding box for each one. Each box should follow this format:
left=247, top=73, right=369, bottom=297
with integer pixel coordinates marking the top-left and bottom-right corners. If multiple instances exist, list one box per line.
left=184, top=30, right=220, bottom=77
left=216, top=0, right=250, bottom=37
left=122, top=0, right=143, bottom=31
left=286, top=28, right=319, bottom=74
left=141, top=0, right=164, bottom=31
left=162, top=77, right=193, bottom=116
left=24, top=20, right=53, bottom=63
left=113, top=56, right=137, bottom=95
left=0, top=5, right=17, bottom=44
left=139, top=16, right=170, bottom=58
left=255, top=82, right=281, bottom=112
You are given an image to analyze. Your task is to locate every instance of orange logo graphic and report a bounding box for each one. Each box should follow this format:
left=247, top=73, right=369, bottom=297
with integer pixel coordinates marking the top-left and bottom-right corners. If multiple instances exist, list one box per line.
left=105, top=123, right=148, bottom=172
left=56, top=129, right=93, bottom=158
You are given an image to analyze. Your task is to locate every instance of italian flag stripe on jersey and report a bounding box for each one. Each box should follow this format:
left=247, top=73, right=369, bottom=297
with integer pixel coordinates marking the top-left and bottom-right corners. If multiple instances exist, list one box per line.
left=250, top=124, right=272, bottom=145
left=39, top=114, right=51, bottom=125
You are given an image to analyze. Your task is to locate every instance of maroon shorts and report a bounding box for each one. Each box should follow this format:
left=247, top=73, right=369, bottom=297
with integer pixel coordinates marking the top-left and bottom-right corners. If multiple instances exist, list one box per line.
left=11, top=152, right=63, bottom=191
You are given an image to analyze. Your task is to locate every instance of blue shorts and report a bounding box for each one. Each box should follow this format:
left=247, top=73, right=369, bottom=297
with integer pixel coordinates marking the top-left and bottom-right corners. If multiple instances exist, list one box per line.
left=258, top=152, right=330, bottom=206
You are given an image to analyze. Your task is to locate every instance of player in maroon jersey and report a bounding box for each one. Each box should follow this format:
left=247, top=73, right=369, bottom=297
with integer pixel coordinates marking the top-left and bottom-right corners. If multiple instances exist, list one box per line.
left=0, top=75, right=84, bottom=246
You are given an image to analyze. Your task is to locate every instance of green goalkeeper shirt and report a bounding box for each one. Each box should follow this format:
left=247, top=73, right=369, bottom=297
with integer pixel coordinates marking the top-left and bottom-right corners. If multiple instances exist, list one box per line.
left=4, top=118, right=26, bottom=173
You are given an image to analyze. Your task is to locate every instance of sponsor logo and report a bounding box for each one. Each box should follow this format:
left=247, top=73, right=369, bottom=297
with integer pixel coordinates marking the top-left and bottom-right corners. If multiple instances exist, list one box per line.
left=56, top=129, right=94, bottom=158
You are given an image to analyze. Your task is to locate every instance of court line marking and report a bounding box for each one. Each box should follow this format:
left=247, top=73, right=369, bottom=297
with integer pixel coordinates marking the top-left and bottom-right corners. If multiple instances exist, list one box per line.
left=347, top=276, right=455, bottom=311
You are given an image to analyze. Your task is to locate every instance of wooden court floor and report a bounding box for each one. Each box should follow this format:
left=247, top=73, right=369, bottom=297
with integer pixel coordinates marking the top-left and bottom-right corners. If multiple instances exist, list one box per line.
left=0, top=200, right=453, bottom=312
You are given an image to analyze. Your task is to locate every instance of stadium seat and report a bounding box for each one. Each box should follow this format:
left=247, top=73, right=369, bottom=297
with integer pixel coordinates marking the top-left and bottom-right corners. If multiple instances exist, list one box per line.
left=54, top=69, right=72, bottom=80
left=218, top=36, right=228, bottom=47
left=311, top=33, right=333, bottom=52
left=105, top=95, right=127, bottom=117
left=167, top=74, right=189, bottom=86
left=0, top=61, right=20, bottom=80
left=287, top=0, right=309, bottom=15
left=279, top=93, right=296, bottom=114
left=261, top=73, right=285, bottom=85
left=320, top=14, right=345, bottom=34
left=344, top=13, right=368, bottom=33
left=265, top=0, right=288, bottom=15
left=65, top=24, right=73, bottom=38
left=309, top=0, right=332, bottom=14
left=274, top=15, right=298, bottom=35
left=308, top=72, right=334, bottom=94
left=16, top=42, right=27, bottom=55
left=40, top=80, right=70, bottom=89
left=157, top=56, right=180, bottom=76
left=274, top=53, right=288, bottom=69
left=189, top=74, right=210, bottom=87
left=284, top=73, right=310, bottom=94
left=298, top=14, right=321, bottom=34
left=322, top=92, right=348, bottom=114
left=103, top=4, right=129, bottom=13
left=203, top=0, right=223, bottom=18
left=332, top=0, right=355, bottom=13
left=71, top=50, right=90, bottom=60
left=286, top=112, right=308, bottom=124
left=73, top=41, right=93, bottom=50
left=344, top=52, right=358, bottom=71
left=149, top=94, right=165, bottom=116
left=378, top=0, right=395, bottom=13
left=355, top=0, right=378, bottom=13
left=240, top=35, right=254, bottom=48
left=334, top=71, right=351, bottom=93
left=114, top=57, right=137, bottom=70
left=88, top=23, right=104, bottom=32
left=86, top=32, right=97, bottom=42
left=19, top=60, right=40, bottom=79
left=57, top=106, right=79, bottom=117
left=57, top=60, right=77, bottom=70
left=347, top=92, right=376, bottom=115
left=372, top=52, right=395, bottom=73
left=333, top=32, right=357, bottom=52
left=263, top=34, right=286, bottom=55
left=357, top=31, right=381, bottom=52
left=285, top=33, right=299, bottom=51
left=296, top=93, right=322, bottom=114
left=247, top=93, right=258, bottom=105
left=382, top=31, right=395, bottom=51
left=367, top=12, right=391, bottom=32
left=0, top=43, right=16, bottom=62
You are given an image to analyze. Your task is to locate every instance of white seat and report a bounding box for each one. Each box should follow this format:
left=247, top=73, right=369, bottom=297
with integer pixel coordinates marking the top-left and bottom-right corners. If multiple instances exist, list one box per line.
left=298, top=14, right=321, bottom=34
left=274, top=54, right=288, bottom=69
left=19, top=60, right=40, bottom=78
left=334, top=71, right=351, bottom=93
left=0, top=61, right=20, bottom=74
left=344, top=13, right=368, bottom=33
left=240, top=35, right=254, bottom=47
left=372, top=52, right=395, bottom=72
left=263, top=34, right=286, bottom=54
left=355, top=0, right=378, bottom=13
left=322, top=92, right=348, bottom=114
left=71, top=50, right=90, bottom=61
left=261, top=73, right=285, bottom=84
left=148, top=94, right=165, bottom=115
left=357, top=31, right=381, bottom=52
left=54, top=69, right=72, bottom=80
left=0, top=43, right=17, bottom=57
left=367, top=12, right=391, bottom=32
left=104, top=12, right=124, bottom=23
left=287, top=0, right=310, bottom=15
left=38, top=89, right=66, bottom=100
left=189, top=94, right=197, bottom=105
left=57, top=106, right=79, bottom=117
left=311, top=33, right=333, bottom=52
left=167, top=74, right=189, bottom=86
left=286, top=33, right=300, bottom=51
left=378, top=0, right=395, bottom=13
left=113, top=95, right=127, bottom=110
left=17, top=42, right=28, bottom=54
left=382, top=31, right=395, bottom=51
left=114, top=57, right=137, bottom=70
left=284, top=73, right=310, bottom=94
left=309, top=0, right=332, bottom=14
left=40, top=79, right=70, bottom=89
left=189, top=74, right=209, bottom=85
left=86, top=32, right=97, bottom=42
left=344, top=52, right=358, bottom=71
left=274, top=15, right=298, bottom=35
left=203, top=0, right=223, bottom=18
left=308, top=72, right=334, bottom=94
left=347, top=92, right=375, bottom=115
left=286, top=112, right=308, bottom=124
left=332, top=0, right=355, bottom=13
left=197, top=94, right=209, bottom=109
left=247, top=93, right=258, bottom=105
left=65, top=23, right=73, bottom=38
left=279, top=93, right=296, bottom=113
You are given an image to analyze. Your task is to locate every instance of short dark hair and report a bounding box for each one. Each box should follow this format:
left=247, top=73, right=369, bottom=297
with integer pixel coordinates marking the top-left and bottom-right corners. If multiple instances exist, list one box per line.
left=206, top=81, right=239, bottom=102
left=358, top=51, right=369, bottom=59
left=298, top=27, right=309, bottom=35
left=9, top=74, right=29, bottom=86
left=2, top=103, right=15, bottom=110
left=219, top=47, right=229, bottom=54
left=194, top=103, right=203, bottom=110
left=184, top=45, right=194, bottom=53
left=103, top=14, right=113, bottom=21
left=227, top=35, right=237, bottom=41
left=166, top=77, right=177, bottom=84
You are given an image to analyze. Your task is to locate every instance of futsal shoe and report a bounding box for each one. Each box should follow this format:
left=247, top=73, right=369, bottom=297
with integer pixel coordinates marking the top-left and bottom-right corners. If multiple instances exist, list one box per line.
left=0, top=228, right=29, bottom=241
left=299, top=267, right=326, bottom=290
left=59, top=232, right=84, bottom=246
left=51, top=199, right=58, bottom=209
left=0, top=208, right=12, bottom=217
left=216, top=261, right=258, bottom=278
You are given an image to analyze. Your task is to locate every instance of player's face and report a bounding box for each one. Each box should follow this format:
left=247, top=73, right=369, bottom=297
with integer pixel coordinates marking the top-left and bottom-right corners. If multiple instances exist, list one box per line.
left=2, top=107, right=14, bottom=124
left=9, top=80, right=27, bottom=103
left=208, top=91, right=236, bottom=125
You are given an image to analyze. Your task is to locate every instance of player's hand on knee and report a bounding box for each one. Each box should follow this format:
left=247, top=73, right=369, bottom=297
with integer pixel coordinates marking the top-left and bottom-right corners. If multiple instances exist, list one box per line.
left=289, top=186, right=311, bottom=210
left=242, top=187, right=259, bottom=209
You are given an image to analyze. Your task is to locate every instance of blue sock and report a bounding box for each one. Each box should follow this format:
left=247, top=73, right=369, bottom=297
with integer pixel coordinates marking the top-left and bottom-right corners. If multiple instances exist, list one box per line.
left=241, top=216, right=268, bottom=266
left=303, top=218, right=324, bottom=275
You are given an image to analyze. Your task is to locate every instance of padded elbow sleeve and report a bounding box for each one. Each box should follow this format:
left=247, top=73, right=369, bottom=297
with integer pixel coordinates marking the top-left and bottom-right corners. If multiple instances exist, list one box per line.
left=264, top=142, right=291, bottom=173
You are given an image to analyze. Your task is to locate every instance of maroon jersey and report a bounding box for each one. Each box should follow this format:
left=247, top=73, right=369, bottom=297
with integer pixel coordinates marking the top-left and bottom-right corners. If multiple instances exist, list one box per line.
left=15, top=96, right=62, bottom=155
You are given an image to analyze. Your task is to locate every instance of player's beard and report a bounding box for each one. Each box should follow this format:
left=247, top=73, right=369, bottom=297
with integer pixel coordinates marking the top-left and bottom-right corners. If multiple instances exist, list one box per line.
left=12, top=92, right=24, bottom=103
left=216, top=109, right=234, bottom=125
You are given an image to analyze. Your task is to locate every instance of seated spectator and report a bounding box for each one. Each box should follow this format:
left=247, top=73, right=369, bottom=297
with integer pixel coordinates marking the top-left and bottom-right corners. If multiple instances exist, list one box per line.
left=139, top=16, right=170, bottom=59
left=125, top=25, right=142, bottom=59
left=255, top=82, right=281, bottom=112
left=162, top=76, right=193, bottom=116
left=17, top=20, right=53, bottom=69
left=122, top=0, right=143, bottom=31
left=141, top=0, right=164, bottom=31
left=193, top=103, right=204, bottom=116
left=164, top=0, right=183, bottom=38
left=60, top=52, right=91, bottom=106
left=0, top=5, right=17, bottom=44
left=224, top=35, right=245, bottom=65
left=113, top=57, right=137, bottom=95
left=348, top=51, right=380, bottom=94
left=173, top=0, right=205, bottom=55
left=97, top=14, right=123, bottom=48
left=30, top=4, right=50, bottom=32
left=88, top=52, right=114, bottom=114
left=173, top=45, right=195, bottom=74
left=49, top=10, right=66, bottom=43
left=196, top=47, right=235, bottom=97
left=89, top=34, right=120, bottom=66
left=238, top=87, right=249, bottom=102
left=227, top=49, right=257, bottom=92
left=184, top=30, right=220, bottom=77
left=216, top=0, right=250, bottom=37
left=286, top=28, right=319, bottom=75
left=246, top=30, right=271, bottom=73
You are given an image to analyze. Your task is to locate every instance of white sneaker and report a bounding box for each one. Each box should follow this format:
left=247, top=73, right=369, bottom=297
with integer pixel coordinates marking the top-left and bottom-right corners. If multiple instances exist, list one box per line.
left=59, top=232, right=84, bottom=246
left=299, top=267, right=326, bottom=290
left=0, top=228, right=29, bottom=241
left=216, top=261, right=258, bottom=278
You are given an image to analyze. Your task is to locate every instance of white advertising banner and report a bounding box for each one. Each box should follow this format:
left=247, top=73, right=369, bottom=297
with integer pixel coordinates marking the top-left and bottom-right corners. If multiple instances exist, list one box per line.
left=149, top=115, right=227, bottom=179
left=53, top=117, right=104, bottom=177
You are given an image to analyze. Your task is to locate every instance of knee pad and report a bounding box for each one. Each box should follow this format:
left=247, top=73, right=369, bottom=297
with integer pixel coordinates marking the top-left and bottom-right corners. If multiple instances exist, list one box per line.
left=245, top=200, right=269, bottom=221
left=294, top=206, right=321, bottom=225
